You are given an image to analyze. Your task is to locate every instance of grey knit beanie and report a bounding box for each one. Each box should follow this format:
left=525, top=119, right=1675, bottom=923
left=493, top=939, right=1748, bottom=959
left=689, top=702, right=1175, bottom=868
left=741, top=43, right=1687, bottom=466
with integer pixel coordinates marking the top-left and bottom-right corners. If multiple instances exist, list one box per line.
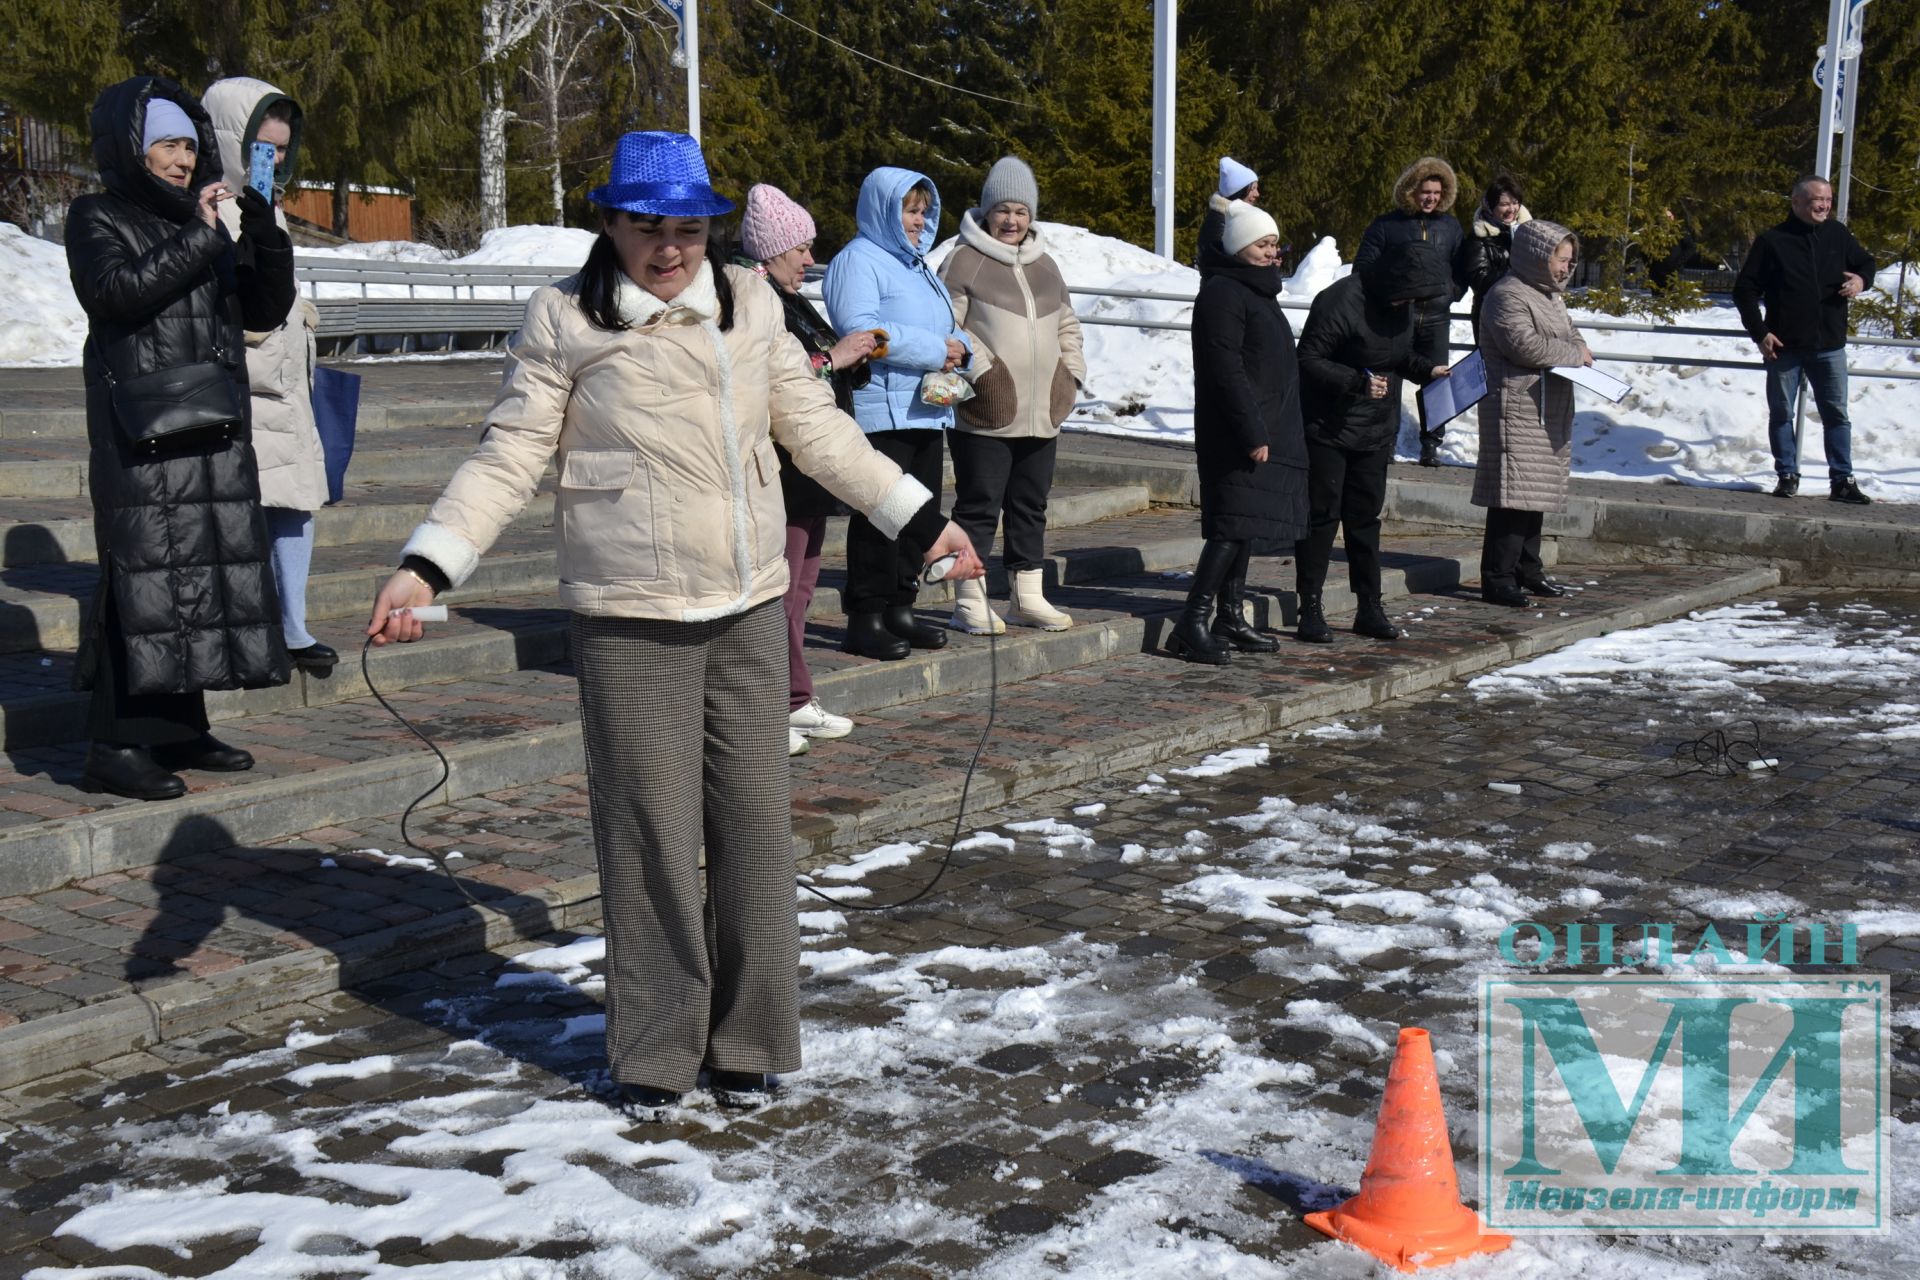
left=979, top=155, right=1040, bottom=216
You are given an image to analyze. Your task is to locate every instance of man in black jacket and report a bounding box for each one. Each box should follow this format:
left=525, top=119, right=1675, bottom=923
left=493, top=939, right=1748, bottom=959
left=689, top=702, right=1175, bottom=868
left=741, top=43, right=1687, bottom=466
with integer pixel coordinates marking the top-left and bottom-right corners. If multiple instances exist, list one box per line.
left=1732, top=175, right=1875, bottom=505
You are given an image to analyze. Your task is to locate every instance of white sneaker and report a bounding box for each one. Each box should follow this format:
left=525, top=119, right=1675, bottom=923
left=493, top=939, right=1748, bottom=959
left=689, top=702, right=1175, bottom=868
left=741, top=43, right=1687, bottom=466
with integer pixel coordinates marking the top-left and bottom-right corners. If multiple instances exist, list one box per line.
left=787, top=728, right=810, bottom=757
left=789, top=698, right=853, bottom=740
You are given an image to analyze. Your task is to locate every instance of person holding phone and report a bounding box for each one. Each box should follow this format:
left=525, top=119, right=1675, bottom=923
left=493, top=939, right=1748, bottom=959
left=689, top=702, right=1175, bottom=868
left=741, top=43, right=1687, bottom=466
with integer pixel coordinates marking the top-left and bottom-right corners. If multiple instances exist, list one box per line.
left=367, top=133, right=981, bottom=1116
left=65, top=77, right=295, bottom=800
left=204, top=78, right=334, bottom=678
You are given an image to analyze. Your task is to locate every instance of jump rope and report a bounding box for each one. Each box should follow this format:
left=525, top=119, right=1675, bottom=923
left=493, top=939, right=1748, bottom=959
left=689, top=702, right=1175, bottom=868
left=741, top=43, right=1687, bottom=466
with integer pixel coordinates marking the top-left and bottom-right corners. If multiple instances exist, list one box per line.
left=362, top=554, right=1000, bottom=918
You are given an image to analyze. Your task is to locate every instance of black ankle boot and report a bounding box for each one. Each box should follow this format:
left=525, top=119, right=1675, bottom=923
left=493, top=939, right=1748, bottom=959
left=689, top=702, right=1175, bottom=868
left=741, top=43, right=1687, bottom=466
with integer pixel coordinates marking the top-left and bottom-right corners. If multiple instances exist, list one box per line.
left=844, top=612, right=910, bottom=660
left=1167, top=541, right=1236, bottom=666
left=152, top=733, right=253, bottom=772
left=291, top=641, right=339, bottom=677
left=615, top=1082, right=683, bottom=1119
left=709, top=1070, right=779, bottom=1109
left=1296, top=592, right=1333, bottom=644
left=1352, top=594, right=1401, bottom=640
left=881, top=604, right=947, bottom=650
left=82, top=743, right=187, bottom=801
left=1212, top=559, right=1278, bottom=653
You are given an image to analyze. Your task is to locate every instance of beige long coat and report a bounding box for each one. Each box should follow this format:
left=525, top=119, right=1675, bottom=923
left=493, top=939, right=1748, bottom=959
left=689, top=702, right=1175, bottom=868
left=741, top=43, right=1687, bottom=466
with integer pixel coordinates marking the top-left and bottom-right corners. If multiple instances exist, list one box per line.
left=403, top=262, right=930, bottom=620
left=203, top=76, right=330, bottom=512
left=939, top=213, right=1086, bottom=438
left=1471, top=220, right=1587, bottom=513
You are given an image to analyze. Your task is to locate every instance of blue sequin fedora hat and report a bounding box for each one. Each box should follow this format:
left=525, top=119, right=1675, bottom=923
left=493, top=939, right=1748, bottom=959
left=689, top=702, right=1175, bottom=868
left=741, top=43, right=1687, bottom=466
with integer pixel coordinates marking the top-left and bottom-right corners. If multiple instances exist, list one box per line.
left=589, top=131, right=735, bottom=217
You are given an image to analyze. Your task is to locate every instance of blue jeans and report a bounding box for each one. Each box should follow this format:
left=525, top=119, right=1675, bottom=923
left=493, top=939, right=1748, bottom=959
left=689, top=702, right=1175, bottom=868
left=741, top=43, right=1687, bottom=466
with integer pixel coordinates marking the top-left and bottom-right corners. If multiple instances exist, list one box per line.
left=1764, top=347, right=1852, bottom=480
left=265, top=507, right=317, bottom=649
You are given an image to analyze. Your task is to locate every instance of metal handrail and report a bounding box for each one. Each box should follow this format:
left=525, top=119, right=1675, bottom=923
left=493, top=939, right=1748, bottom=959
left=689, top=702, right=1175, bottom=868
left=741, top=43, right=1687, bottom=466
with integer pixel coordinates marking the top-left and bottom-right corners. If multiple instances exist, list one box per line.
left=300, top=255, right=1920, bottom=374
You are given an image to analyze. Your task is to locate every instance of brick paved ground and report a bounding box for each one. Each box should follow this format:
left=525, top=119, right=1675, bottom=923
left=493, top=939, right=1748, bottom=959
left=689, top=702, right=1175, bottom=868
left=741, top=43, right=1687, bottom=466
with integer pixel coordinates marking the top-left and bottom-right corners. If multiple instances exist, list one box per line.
left=0, top=586, right=1912, bottom=1278
left=0, top=559, right=1738, bottom=1024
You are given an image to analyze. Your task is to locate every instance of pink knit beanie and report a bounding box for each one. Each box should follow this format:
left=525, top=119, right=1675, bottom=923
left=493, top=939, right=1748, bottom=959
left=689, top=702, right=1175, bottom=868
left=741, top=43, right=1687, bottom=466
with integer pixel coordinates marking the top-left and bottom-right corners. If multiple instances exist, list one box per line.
left=740, top=183, right=817, bottom=261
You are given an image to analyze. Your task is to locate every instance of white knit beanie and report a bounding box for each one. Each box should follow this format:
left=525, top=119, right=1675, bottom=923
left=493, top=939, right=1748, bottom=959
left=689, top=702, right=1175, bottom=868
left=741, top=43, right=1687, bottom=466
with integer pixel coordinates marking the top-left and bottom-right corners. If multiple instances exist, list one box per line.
left=1217, top=156, right=1258, bottom=198
left=142, top=99, right=197, bottom=152
left=1221, top=200, right=1279, bottom=255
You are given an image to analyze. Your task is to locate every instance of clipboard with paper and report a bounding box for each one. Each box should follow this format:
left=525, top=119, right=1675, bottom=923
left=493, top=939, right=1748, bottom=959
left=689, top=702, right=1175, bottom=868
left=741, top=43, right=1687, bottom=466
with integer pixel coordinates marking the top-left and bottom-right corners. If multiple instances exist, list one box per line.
left=1551, top=363, right=1631, bottom=402
left=1417, top=348, right=1487, bottom=428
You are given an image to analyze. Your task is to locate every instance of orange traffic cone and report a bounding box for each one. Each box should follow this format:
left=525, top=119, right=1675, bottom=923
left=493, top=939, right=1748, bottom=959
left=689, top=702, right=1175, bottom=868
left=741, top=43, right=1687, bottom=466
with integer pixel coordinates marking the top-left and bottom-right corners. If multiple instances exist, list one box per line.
left=1304, top=1027, right=1512, bottom=1272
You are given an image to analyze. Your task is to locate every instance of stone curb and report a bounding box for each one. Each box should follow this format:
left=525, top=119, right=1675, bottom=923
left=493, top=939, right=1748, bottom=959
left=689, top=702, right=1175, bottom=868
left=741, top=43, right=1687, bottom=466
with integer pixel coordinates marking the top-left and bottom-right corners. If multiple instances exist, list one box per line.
left=0, top=872, right=602, bottom=1090
left=0, top=563, right=1777, bottom=1086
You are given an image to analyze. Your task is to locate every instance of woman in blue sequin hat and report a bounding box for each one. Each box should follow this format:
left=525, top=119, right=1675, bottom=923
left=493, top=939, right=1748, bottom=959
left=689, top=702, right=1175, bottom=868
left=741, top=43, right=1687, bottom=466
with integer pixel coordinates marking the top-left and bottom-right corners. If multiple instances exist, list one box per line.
left=368, top=131, right=983, bottom=1117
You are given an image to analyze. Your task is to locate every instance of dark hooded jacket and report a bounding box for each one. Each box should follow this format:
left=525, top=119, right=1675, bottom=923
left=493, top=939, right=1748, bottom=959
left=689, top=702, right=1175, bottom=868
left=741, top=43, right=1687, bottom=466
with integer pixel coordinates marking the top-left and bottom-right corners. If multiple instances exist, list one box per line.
left=1297, top=243, right=1448, bottom=451
left=1190, top=241, right=1310, bottom=551
left=65, top=76, right=295, bottom=697
left=1354, top=156, right=1466, bottom=345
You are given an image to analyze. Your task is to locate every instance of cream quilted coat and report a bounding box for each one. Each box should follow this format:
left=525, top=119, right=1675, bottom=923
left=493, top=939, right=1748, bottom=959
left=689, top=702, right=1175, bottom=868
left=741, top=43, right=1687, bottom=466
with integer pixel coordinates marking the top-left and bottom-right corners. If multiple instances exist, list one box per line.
left=403, top=262, right=931, bottom=620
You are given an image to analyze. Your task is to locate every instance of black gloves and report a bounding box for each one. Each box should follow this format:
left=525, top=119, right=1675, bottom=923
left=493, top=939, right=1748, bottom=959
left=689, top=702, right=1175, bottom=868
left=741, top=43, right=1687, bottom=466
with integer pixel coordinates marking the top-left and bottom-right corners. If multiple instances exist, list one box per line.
left=236, top=186, right=284, bottom=247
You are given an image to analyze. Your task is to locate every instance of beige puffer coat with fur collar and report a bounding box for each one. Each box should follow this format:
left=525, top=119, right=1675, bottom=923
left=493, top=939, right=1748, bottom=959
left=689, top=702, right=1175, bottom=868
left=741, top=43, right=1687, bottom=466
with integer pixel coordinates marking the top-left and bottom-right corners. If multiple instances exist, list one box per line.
left=403, top=262, right=932, bottom=620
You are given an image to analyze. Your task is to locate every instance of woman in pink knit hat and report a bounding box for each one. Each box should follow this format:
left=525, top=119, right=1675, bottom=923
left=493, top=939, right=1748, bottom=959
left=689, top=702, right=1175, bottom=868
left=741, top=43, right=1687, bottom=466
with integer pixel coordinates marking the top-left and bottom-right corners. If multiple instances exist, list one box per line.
left=735, top=183, right=882, bottom=754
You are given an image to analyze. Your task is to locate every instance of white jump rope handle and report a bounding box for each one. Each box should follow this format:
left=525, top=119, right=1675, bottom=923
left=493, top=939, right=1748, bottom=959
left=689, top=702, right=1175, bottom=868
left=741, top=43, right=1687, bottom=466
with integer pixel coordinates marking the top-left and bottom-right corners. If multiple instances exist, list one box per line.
left=922, top=554, right=960, bottom=585
left=401, top=605, right=449, bottom=623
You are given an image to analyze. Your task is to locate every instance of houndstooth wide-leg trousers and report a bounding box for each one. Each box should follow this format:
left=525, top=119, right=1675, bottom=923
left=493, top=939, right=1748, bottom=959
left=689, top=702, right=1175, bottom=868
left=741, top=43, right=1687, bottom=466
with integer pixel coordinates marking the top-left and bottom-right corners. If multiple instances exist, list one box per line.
left=570, top=600, right=800, bottom=1091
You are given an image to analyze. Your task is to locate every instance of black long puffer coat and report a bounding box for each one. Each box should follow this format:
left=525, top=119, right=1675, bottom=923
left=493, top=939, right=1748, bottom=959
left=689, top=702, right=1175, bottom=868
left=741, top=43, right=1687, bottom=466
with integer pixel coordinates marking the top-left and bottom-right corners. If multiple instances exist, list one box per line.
left=66, top=76, right=295, bottom=697
left=1297, top=242, right=1448, bottom=451
left=1190, top=242, right=1309, bottom=553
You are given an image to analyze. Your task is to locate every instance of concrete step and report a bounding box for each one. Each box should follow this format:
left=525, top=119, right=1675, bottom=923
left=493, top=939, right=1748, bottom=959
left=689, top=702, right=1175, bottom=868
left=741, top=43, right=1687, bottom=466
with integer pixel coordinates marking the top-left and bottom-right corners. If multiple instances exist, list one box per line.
left=0, top=433, right=494, bottom=500
left=0, top=487, right=557, bottom=569
left=0, top=495, right=1482, bottom=744
left=0, top=529, right=1558, bottom=896
left=0, top=484, right=1147, bottom=653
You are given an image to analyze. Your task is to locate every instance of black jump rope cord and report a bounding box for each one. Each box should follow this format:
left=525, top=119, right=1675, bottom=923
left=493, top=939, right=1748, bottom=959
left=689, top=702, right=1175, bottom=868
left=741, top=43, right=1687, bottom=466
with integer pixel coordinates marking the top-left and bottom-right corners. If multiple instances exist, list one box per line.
left=362, top=613, right=996, bottom=917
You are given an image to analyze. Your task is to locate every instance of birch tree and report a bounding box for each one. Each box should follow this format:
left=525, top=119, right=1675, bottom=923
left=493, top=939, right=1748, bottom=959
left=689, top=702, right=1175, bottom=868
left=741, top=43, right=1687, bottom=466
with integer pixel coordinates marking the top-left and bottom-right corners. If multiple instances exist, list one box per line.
left=479, top=0, right=549, bottom=230
left=520, top=0, right=667, bottom=226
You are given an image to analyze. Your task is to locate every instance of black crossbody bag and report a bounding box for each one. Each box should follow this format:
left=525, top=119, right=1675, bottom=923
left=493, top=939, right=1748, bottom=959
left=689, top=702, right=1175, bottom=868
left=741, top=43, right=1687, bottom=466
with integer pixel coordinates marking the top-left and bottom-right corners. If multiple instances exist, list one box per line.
left=96, top=343, right=244, bottom=450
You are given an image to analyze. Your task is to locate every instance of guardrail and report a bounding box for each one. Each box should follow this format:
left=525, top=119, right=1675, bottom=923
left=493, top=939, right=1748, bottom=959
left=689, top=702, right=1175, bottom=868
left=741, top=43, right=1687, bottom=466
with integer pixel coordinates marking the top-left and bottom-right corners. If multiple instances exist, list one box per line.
left=297, top=255, right=1920, bottom=380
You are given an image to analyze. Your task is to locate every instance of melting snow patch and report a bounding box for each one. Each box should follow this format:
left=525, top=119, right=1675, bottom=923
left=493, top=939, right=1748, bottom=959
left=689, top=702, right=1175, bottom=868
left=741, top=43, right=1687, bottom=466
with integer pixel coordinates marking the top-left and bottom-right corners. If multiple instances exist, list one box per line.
left=1170, top=745, right=1270, bottom=778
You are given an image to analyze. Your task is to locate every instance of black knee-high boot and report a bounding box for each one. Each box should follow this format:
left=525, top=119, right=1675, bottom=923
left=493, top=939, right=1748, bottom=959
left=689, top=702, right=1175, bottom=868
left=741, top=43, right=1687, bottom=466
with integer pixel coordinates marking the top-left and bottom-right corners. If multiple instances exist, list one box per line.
left=1213, top=542, right=1278, bottom=652
left=1169, top=539, right=1238, bottom=665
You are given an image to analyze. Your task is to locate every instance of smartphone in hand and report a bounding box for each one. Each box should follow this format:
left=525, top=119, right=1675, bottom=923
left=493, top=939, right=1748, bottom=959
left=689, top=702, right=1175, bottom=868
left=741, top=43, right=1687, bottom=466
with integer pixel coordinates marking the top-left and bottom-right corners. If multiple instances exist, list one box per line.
left=248, top=140, right=277, bottom=203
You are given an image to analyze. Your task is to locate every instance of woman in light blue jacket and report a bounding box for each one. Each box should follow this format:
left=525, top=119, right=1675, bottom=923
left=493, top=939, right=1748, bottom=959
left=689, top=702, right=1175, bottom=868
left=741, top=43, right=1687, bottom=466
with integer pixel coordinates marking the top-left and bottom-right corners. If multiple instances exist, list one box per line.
left=824, top=167, right=971, bottom=660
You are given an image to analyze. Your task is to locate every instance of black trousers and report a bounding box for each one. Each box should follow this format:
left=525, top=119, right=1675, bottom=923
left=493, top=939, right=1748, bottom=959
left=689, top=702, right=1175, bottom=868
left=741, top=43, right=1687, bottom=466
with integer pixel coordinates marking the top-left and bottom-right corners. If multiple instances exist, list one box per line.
left=1413, top=308, right=1450, bottom=439
left=1294, top=439, right=1393, bottom=597
left=949, top=431, right=1056, bottom=572
left=844, top=427, right=944, bottom=615
left=1480, top=506, right=1546, bottom=591
left=85, top=593, right=208, bottom=748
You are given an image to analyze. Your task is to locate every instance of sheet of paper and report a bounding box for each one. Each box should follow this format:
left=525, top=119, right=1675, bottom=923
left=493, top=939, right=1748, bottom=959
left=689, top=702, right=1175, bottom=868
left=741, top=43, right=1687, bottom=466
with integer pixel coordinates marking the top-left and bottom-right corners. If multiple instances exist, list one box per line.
left=1552, top=363, right=1631, bottom=402
left=1417, top=348, right=1488, bottom=428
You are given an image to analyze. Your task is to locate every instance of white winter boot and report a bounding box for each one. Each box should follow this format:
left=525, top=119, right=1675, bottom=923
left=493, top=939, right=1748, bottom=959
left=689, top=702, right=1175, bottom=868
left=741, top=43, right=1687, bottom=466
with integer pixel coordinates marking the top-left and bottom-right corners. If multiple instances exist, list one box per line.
left=1004, top=568, right=1072, bottom=631
left=948, top=577, right=1006, bottom=635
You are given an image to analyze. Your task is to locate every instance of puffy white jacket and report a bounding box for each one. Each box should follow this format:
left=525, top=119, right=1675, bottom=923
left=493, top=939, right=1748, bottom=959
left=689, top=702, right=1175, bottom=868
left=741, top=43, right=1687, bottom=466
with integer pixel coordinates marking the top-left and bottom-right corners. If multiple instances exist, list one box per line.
left=203, top=75, right=328, bottom=511
left=404, top=262, right=932, bottom=620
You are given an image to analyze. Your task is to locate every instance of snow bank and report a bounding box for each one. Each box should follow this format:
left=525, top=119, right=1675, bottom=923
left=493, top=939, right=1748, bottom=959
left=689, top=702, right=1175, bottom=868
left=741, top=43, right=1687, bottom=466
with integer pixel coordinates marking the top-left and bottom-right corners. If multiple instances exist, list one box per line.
left=8, top=214, right=1915, bottom=500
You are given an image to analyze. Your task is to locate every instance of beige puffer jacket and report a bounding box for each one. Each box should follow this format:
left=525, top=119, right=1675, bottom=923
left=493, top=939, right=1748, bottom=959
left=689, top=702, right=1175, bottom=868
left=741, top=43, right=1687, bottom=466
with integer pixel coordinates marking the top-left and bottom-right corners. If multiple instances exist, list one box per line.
left=1472, top=220, right=1587, bottom=514
left=940, top=213, right=1086, bottom=438
left=203, top=76, right=328, bottom=512
left=403, top=262, right=932, bottom=620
